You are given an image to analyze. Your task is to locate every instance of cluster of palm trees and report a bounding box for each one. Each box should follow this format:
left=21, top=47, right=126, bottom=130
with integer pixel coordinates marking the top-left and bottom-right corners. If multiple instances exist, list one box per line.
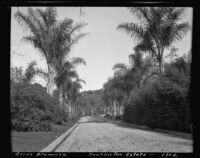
left=14, top=7, right=88, bottom=119
left=102, top=7, right=190, bottom=118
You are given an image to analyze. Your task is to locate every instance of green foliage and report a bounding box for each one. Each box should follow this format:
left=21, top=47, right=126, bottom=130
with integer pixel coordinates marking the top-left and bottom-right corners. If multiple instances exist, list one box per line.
left=76, top=90, right=104, bottom=115
left=11, top=82, right=68, bottom=131
left=123, top=75, right=191, bottom=132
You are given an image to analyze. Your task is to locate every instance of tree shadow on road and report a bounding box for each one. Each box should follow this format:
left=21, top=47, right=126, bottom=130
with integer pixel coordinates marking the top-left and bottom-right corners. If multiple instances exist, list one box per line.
left=111, top=119, right=193, bottom=141
left=79, top=116, right=192, bottom=141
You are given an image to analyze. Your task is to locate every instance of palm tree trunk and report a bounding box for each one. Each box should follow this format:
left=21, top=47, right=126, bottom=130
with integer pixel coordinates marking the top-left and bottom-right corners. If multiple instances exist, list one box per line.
left=157, top=48, right=164, bottom=74
left=82, top=107, right=85, bottom=116
left=158, top=62, right=162, bottom=74
left=59, top=87, right=63, bottom=109
left=67, top=101, right=72, bottom=120
left=91, top=106, right=94, bottom=116
left=119, top=105, right=123, bottom=116
left=71, top=103, right=74, bottom=119
left=74, top=104, right=77, bottom=116
left=47, top=64, right=54, bottom=96
left=113, top=100, right=117, bottom=118
left=118, top=102, right=120, bottom=116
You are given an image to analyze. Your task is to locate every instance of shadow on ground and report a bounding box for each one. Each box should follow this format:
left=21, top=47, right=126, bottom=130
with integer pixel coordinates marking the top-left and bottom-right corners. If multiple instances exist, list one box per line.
left=79, top=115, right=193, bottom=141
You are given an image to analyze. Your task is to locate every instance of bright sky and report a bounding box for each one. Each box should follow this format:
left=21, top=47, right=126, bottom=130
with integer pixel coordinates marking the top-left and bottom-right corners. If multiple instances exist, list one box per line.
left=11, top=7, right=193, bottom=91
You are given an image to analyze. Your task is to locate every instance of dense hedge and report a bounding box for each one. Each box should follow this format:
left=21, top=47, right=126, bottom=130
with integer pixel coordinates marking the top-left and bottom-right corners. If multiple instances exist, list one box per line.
left=123, top=77, right=191, bottom=132
left=11, top=82, right=68, bottom=131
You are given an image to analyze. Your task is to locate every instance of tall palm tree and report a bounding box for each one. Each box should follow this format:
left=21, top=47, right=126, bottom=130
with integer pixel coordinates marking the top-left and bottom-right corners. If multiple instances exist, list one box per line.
left=15, top=7, right=58, bottom=95
left=117, top=7, right=190, bottom=74
left=15, top=7, right=88, bottom=95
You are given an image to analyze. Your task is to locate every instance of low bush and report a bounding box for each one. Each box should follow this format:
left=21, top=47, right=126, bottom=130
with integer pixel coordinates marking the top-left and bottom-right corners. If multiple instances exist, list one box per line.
left=11, top=82, right=68, bottom=131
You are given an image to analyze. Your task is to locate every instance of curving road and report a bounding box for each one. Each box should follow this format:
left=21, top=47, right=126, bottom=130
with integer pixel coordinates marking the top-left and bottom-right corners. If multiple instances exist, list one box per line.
left=55, top=116, right=192, bottom=152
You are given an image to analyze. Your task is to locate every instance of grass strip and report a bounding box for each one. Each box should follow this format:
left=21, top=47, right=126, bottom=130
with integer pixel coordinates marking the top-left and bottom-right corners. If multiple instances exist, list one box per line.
left=11, top=117, right=80, bottom=152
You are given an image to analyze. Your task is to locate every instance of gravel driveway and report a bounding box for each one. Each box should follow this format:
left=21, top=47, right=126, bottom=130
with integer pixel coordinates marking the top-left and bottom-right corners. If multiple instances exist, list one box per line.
left=55, top=116, right=193, bottom=152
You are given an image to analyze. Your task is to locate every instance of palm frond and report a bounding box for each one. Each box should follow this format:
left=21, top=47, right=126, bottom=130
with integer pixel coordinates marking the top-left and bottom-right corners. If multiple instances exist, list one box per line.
left=35, top=68, right=49, bottom=81
left=26, top=60, right=37, bottom=69
left=117, top=23, right=145, bottom=43
left=172, top=22, right=191, bottom=43
left=69, top=33, right=89, bottom=48
left=167, top=7, right=185, bottom=22
left=112, top=63, right=128, bottom=71
left=71, top=57, right=87, bottom=67
left=70, top=22, right=87, bottom=35
left=27, top=8, right=45, bottom=33
left=22, top=35, right=47, bottom=58
left=58, top=17, right=73, bottom=33
left=61, top=61, right=74, bottom=72
left=24, top=60, right=38, bottom=83
left=44, top=7, right=58, bottom=27
left=14, top=10, right=39, bottom=36
left=128, top=7, right=151, bottom=26
left=76, top=78, right=86, bottom=85
left=134, top=35, right=157, bottom=56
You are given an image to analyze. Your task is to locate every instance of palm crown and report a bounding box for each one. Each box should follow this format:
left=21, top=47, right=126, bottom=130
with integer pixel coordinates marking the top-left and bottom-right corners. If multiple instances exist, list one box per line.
left=117, top=7, right=190, bottom=73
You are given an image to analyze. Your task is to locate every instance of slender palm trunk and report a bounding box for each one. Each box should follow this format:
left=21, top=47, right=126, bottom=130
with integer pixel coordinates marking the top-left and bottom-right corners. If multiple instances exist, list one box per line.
left=82, top=107, right=85, bottom=116
left=65, top=100, right=71, bottom=120
left=104, top=107, right=106, bottom=114
left=113, top=100, right=117, bottom=118
left=118, top=102, right=120, bottom=116
left=157, top=48, right=164, bottom=74
left=59, top=87, right=63, bottom=109
left=74, top=105, right=76, bottom=116
left=91, top=106, right=94, bottom=116
left=46, top=64, right=55, bottom=96
left=68, top=102, right=72, bottom=119
left=158, top=62, right=162, bottom=74
left=119, top=105, right=123, bottom=116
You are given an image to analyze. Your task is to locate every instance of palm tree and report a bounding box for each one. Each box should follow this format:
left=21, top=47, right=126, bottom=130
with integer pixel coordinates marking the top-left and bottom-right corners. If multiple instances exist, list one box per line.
left=117, top=7, right=190, bottom=74
left=15, top=7, right=87, bottom=95
left=15, top=7, right=58, bottom=95
left=54, top=57, right=86, bottom=119
left=113, top=51, right=153, bottom=89
left=67, top=78, right=86, bottom=118
left=102, top=77, right=125, bottom=118
left=54, top=58, right=86, bottom=101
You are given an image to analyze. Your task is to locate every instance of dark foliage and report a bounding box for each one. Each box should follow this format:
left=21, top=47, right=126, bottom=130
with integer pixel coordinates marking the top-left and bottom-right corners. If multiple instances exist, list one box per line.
left=123, top=76, right=191, bottom=132
left=11, top=82, right=68, bottom=131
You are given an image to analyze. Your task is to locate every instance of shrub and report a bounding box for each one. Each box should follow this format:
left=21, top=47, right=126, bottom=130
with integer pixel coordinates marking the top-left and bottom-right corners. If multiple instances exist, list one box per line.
left=123, top=77, right=191, bottom=132
left=11, top=82, right=68, bottom=131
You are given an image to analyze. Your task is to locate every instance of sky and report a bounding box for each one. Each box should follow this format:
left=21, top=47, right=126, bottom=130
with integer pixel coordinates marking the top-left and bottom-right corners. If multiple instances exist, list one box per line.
left=11, top=7, right=193, bottom=91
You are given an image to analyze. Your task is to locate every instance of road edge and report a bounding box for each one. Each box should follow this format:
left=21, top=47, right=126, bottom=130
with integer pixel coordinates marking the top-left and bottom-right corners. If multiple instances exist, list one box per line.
left=40, top=117, right=82, bottom=152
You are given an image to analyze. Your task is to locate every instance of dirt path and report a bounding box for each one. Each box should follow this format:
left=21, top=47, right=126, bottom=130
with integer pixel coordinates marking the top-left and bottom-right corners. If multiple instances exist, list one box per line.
left=55, top=116, right=192, bottom=152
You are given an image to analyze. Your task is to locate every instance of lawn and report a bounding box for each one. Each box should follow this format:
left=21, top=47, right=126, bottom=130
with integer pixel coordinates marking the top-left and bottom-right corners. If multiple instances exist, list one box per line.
left=11, top=117, right=80, bottom=152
